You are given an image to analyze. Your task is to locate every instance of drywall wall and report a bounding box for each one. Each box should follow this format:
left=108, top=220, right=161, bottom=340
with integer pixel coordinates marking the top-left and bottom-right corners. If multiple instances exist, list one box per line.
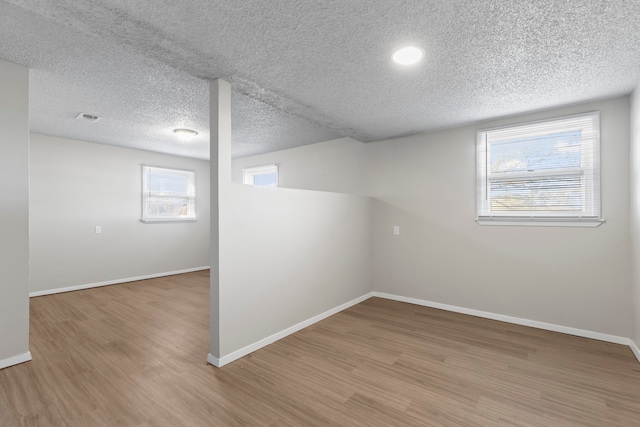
left=0, top=59, right=30, bottom=368
left=211, top=80, right=372, bottom=363
left=219, top=185, right=372, bottom=356
left=232, top=137, right=366, bottom=194
left=29, top=134, right=210, bottom=294
left=631, top=87, right=640, bottom=346
left=227, top=95, right=634, bottom=340
left=367, top=97, right=632, bottom=338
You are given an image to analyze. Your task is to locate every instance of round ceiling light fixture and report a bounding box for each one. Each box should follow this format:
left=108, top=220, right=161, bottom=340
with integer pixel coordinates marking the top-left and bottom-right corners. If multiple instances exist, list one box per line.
left=173, top=128, right=198, bottom=142
left=392, top=46, right=425, bottom=65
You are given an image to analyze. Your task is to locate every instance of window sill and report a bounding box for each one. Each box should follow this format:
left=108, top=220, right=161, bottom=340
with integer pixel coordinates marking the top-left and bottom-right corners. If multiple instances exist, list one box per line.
left=141, top=219, right=198, bottom=224
left=476, top=218, right=604, bottom=227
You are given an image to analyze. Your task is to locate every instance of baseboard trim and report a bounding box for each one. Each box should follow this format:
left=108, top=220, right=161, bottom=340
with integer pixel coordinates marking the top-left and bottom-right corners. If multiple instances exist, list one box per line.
left=372, top=292, right=630, bottom=346
left=630, top=340, right=640, bottom=363
left=208, top=292, right=375, bottom=368
left=29, top=266, right=210, bottom=297
left=0, top=351, right=32, bottom=370
left=206, top=353, right=221, bottom=368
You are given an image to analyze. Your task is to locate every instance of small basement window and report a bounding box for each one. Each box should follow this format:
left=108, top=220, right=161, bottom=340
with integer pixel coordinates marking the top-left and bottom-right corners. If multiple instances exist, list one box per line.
left=142, top=166, right=196, bottom=223
left=243, top=164, right=278, bottom=187
left=476, top=112, right=602, bottom=226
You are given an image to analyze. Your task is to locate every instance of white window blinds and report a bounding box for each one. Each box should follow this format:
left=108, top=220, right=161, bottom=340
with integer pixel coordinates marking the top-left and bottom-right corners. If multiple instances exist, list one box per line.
left=142, top=166, right=197, bottom=223
left=476, top=112, right=602, bottom=225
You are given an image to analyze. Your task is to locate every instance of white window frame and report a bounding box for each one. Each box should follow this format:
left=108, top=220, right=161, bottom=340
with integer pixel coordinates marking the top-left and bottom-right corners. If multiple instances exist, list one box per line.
left=476, top=112, right=603, bottom=227
left=242, top=164, right=279, bottom=187
left=142, top=165, right=197, bottom=223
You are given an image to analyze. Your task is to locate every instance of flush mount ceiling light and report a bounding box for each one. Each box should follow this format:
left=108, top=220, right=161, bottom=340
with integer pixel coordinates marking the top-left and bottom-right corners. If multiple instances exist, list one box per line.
left=173, top=128, right=198, bottom=142
left=392, top=46, right=425, bottom=65
left=76, top=112, right=101, bottom=122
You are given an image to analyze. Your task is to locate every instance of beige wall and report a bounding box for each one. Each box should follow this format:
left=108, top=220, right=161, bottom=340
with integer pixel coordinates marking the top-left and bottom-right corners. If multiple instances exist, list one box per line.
left=29, top=134, right=210, bottom=294
left=631, top=87, right=640, bottom=345
left=368, top=97, right=632, bottom=337
left=0, top=60, right=30, bottom=367
left=232, top=137, right=366, bottom=194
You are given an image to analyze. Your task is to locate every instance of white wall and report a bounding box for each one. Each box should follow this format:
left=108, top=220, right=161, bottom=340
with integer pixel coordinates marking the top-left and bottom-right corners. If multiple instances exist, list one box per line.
left=226, top=96, right=633, bottom=339
left=211, top=80, right=372, bottom=364
left=232, top=137, right=366, bottom=194
left=368, top=97, right=632, bottom=337
left=29, top=134, right=210, bottom=294
left=631, top=87, right=640, bottom=346
left=219, top=185, right=372, bottom=355
left=0, top=59, right=30, bottom=368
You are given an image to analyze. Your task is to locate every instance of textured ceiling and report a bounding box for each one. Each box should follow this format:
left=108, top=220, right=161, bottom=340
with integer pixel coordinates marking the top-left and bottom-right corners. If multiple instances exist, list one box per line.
left=0, top=0, right=639, bottom=160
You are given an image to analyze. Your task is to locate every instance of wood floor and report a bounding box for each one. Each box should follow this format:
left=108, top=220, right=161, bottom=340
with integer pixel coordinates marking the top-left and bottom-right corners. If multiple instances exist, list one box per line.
left=1, top=271, right=640, bottom=426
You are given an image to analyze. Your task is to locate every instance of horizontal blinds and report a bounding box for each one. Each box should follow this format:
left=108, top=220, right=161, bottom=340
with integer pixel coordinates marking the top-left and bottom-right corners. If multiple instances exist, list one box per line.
left=142, top=165, right=197, bottom=222
left=477, top=112, right=600, bottom=219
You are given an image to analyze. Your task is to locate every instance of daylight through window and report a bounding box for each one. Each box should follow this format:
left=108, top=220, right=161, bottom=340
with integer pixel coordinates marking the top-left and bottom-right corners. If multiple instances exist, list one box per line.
left=142, top=166, right=196, bottom=223
left=243, top=164, right=278, bottom=187
left=476, top=112, right=602, bottom=226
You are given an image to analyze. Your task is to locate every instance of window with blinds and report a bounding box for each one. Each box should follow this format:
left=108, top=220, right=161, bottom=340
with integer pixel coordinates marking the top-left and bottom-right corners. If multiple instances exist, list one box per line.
left=142, top=166, right=197, bottom=223
left=476, top=112, right=602, bottom=226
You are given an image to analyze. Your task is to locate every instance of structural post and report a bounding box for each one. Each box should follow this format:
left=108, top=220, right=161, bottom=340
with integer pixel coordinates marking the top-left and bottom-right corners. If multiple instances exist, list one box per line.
left=0, top=59, right=31, bottom=369
left=208, top=79, right=232, bottom=367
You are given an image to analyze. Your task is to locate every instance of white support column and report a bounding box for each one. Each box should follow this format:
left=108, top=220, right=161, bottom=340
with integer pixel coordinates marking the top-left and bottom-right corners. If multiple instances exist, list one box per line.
left=208, top=79, right=232, bottom=367
left=0, top=59, right=31, bottom=369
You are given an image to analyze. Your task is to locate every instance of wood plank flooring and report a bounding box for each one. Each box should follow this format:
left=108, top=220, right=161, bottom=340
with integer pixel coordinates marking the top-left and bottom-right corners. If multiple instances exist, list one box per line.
left=1, top=270, right=640, bottom=426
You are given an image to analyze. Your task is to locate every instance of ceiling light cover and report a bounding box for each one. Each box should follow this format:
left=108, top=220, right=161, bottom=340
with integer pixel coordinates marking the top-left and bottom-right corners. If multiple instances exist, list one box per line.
left=76, top=112, right=101, bottom=122
left=392, top=46, right=424, bottom=65
left=173, top=128, right=198, bottom=142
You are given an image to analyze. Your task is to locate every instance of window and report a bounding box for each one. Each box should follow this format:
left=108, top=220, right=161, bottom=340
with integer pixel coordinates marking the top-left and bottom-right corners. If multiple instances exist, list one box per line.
left=142, top=166, right=196, bottom=223
left=243, top=164, right=278, bottom=187
left=476, top=112, right=602, bottom=226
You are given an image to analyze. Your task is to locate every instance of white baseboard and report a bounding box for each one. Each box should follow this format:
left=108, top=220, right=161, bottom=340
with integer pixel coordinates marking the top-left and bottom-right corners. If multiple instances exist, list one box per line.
left=208, top=291, right=639, bottom=368
left=208, top=292, right=374, bottom=368
left=0, top=351, right=32, bottom=370
left=630, top=340, right=640, bottom=363
left=29, top=266, right=210, bottom=297
left=207, top=353, right=221, bottom=368
left=372, top=292, right=630, bottom=346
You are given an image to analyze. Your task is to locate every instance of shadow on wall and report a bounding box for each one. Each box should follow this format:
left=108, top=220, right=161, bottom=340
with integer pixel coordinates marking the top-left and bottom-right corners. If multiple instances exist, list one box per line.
left=231, top=137, right=367, bottom=195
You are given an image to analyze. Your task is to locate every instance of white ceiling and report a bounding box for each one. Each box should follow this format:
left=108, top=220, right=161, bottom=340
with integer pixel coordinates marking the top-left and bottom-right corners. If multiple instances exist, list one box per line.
left=0, top=0, right=639, bottom=160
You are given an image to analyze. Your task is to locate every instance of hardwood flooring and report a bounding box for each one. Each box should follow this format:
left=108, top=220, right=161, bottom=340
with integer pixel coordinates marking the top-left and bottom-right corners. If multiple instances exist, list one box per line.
left=1, top=270, right=640, bottom=426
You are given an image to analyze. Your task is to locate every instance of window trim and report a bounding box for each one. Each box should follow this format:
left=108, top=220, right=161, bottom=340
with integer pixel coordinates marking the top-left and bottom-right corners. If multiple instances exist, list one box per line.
left=476, top=112, right=603, bottom=227
left=242, top=164, right=279, bottom=187
left=141, top=165, right=197, bottom=223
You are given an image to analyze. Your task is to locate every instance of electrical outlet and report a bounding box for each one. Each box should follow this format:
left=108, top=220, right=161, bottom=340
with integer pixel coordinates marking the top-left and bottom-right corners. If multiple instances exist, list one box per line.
left=95, top=226, right=102, bottom=234
left=393, top=226, right=400, bottom=236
